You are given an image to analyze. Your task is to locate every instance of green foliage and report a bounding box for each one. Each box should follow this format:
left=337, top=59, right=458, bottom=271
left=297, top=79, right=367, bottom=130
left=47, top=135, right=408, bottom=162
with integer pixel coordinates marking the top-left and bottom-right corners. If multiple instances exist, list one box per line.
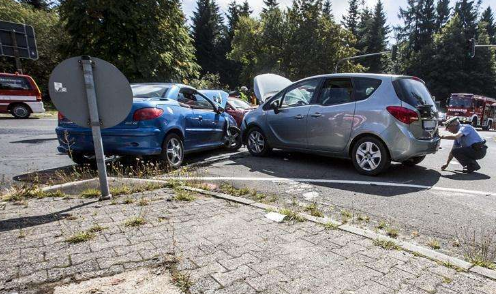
left=187, top=73, right=223, bottom=90
left=0, top=0, right=64, bottom=97
left=59, top=0, right=199, bottom=83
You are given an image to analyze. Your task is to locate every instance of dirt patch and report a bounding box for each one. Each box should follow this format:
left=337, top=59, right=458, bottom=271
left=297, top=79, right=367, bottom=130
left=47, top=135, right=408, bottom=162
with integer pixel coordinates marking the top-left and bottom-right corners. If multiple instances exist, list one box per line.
left=53, top=268, right=182, bottom=294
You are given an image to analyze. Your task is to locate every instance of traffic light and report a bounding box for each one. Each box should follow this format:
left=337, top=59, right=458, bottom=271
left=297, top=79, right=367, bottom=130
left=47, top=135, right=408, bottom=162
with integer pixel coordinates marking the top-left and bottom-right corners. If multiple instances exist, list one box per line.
left=467, top=38, right=476, bottom=58
left=391, top=45, right=398, bottom=61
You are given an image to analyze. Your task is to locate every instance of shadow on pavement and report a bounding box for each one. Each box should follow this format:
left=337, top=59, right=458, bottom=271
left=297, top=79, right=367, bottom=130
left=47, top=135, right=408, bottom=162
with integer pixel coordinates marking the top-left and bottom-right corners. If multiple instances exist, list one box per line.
left=441, top=171, right=491, bottom=181
left=10, top=137, right=58, bottom=144
left=227, top=150, right=443, bottom=197
left=0, top=200, right=98, bottom=232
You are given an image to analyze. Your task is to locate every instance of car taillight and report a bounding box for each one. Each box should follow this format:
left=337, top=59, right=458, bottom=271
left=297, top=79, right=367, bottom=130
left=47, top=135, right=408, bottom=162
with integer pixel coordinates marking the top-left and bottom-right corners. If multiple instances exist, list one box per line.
left=386, top=106, right=419, bottom=125
left=133, top=108, right=164, bottom=121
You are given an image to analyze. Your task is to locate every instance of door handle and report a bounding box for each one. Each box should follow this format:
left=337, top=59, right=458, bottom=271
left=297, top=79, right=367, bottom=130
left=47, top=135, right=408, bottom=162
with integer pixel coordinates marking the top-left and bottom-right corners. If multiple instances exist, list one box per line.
left=294, top=114, right=304, bottom=120
left=198, top=116, right=203, bottom=121
left=311, top=112, right=323, bottom=118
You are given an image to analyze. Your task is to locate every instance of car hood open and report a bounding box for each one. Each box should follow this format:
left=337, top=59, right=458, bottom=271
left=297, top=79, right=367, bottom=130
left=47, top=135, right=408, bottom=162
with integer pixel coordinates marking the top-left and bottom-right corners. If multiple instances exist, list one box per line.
left=254, top=74, right=292, bottom=103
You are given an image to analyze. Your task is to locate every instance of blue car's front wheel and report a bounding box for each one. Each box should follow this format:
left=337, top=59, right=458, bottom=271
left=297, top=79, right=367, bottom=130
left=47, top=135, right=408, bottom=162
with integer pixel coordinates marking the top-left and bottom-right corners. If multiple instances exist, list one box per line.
left=160, top=134, right=184, bottom=169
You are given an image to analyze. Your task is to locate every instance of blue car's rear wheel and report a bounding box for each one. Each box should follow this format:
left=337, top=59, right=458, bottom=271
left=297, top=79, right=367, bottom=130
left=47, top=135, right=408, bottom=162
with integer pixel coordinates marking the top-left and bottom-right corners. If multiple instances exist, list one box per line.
left=161, top=134, right=184, bottom=169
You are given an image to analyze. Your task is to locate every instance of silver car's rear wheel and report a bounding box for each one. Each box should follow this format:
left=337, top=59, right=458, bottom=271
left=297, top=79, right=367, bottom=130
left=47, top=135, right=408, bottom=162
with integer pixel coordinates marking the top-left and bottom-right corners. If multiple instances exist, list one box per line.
left=247, top=128, right=271, bottom=157
left=352, top=137, right=390, bottom=176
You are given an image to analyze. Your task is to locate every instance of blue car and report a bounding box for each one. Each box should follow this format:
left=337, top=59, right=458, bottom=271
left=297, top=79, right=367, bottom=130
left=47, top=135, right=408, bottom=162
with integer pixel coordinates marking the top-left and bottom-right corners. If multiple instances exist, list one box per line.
left=56, top=83, right=241, bottom=168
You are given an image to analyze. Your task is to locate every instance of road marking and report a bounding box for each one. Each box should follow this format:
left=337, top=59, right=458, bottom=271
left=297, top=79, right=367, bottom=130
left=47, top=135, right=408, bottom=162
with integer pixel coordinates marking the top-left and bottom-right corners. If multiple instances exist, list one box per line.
left=160, top=176, right=496, bottom=197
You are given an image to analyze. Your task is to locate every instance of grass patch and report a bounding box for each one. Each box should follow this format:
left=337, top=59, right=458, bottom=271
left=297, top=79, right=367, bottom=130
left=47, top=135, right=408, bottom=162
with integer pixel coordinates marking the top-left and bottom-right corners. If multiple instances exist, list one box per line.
left=124, top=217, right=146, bottom=227
left=279, top=208, right=305, bottom=223
left=340, top=209, right=352, bottom=223
left=304, top=203, right=324, bottom=218
left=442, top=277, right=452, bottom=284
left=458, top=226, right=496, bottom=270
left=376, top=220, right=387, bottom=230
left=373, top=239, right=400, bottom=250
left=65, top=231, right=95, bottom=244
left=428, top=239, right=441, bottom=250
left=323, top=222, right=339, bottom=230
left=173, top=189, right=196, bottom=202
left=87, top=224, right=106, bottom=233
left=219, top=183, right=250, bottom=197
left=172, top=272, right=192, bottom=293
left=137, top=198, right=149, bottom=206
left=81, top=188, right=101, bottom=198
left=357, top=215, right=370, bottom=223
left=123, top=197, right=135, bottom=204
left=110, top=186, right=132, bottom=196
left=386, top=228, right=399, bottom=239
left=2, top=185, right=65, bottom=202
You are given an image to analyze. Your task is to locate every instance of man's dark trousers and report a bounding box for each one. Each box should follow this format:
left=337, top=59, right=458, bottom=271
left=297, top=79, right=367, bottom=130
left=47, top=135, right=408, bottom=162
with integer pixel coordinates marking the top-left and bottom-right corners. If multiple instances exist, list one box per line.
left=452, top=146, right=487, bottom=169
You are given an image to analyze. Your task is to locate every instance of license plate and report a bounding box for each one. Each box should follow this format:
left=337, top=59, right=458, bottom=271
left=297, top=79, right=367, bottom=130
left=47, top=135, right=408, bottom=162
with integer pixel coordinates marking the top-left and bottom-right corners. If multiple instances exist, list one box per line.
left=423, top=120, right=437, bottom=130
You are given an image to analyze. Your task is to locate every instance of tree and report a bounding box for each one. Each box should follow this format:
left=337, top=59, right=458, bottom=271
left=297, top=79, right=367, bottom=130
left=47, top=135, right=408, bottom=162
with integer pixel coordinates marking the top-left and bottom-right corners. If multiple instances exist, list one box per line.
left=239, top=0, right=252, bottom=17
left=191, top=0, right=225, bottom=76
left=18, top=0, right=51, bottom=10
left=323, top=0, right=332, bottom=19
left=60, top=0, right=199, bottom=82
left=0, top=0, right=63, bottom=97
left=363, top=0, right=390, bottom=72
left=356, top=5, right=373, bottom=53
left=263, top=0, right=278, bottom=12
left=435, top=0, right=451, bottom=32
left=342, top=0, right=360, bottom=38
left=454, top=0, right=479, bottom=38
left=481, top=7, right=495, bottom=42
left=418, top=0, right=437, bottom=49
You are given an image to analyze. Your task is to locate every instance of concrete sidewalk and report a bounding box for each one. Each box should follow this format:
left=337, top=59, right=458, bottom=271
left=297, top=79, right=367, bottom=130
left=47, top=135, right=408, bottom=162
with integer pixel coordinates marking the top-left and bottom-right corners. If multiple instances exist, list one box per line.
left=0, top=188, right=494, bottom=294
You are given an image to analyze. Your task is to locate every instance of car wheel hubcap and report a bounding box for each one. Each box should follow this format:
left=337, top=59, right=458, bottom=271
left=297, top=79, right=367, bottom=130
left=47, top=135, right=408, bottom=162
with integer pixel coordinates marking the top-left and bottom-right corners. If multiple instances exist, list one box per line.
left=14, top=107, right=28, bottom=117
left=166, top=138, right=183, bottom=166
left=227, top=129, right=239, bottom=148
left=248, top=131, right=265, bottom=154
left=356, top=142, right=381, bottom=171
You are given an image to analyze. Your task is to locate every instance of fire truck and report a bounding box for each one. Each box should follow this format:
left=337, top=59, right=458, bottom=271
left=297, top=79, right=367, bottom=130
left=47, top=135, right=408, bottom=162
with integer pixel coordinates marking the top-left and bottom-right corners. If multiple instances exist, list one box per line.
left=446, top=93, right=496, bottom=130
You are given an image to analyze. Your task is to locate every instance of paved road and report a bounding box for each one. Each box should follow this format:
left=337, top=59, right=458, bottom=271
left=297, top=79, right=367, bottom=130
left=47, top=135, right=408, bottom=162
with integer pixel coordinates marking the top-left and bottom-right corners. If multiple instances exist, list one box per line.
left=0, top=118, right=72, bottom=187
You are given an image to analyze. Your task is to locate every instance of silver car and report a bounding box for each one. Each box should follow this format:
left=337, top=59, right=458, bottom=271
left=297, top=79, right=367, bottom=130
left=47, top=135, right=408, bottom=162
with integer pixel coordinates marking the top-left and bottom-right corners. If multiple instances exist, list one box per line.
left=242, top=73, right=441, bottom=175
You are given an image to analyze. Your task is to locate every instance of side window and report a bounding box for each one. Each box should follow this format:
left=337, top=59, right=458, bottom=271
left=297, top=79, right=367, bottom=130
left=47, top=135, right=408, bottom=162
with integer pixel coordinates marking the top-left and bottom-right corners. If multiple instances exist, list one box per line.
left=353, top=78, right=382, bottom=101
left=0, top=76, right=32, bottom=90
left=177, top=92, right=195, bottom=108
left=263, top=92, right=283, bottom=111
left=317, top=78, right=353, bottom=106
left=193, top=94, right=215, bottom=111
left=281, top=79, right=319, bottom=108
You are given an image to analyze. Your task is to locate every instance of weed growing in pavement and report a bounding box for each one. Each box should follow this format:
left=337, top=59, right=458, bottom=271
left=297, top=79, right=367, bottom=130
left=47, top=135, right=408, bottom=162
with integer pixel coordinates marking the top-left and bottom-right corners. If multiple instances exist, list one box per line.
left=87, top=224, right=106, bottom=233
left=376, top=220, right=387, bottom=230
left=137, top=198, right=149, bottom=206
left=386, top=228, right=399, bottom=239
left=373, top=239, right=400, bottom=250
left=340, top=209, right=352, bottom=223
left=65, top=231, right=95, bottom=244
left=357, top=215, right=370, bottom=223
left=2, top=184, right=65, bottom=202
left=80, top=188, right=101, bottom=198
left=172, top=270, right=193, bottom=292
left=123, top=197, right=135, bottom=204
left=305, top=203, right=324, bottom=218
left=442, top=277, right=453, bottom=284
left=440, top=261, right=465, bottom=272
left=219, top=183, right=250, bottom=196
left=18, top=229, right=26, bottom=239
left=428, top=239, right=441, bottom=250
left=279, top=208, right=305, bottom=223
left=411, top=231, right=420, bottom=238
left=323, top=222, right=339, bottom=230
left=457, top=225, right=496, bottom=269
left=124, top=217, right=146, bottom=227
left=173, top=189, right=196, bottom=202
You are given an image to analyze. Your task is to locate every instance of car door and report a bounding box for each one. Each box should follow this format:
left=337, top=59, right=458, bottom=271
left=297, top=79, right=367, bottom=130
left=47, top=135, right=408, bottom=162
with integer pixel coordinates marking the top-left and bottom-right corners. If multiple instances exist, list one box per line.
left=192, top=92, right=225, bottom=146
left=176, top=91, right=203, bottom=149
left=266, top=79, right=321, bottom=149
left=307, top=78, right=356, bottom=153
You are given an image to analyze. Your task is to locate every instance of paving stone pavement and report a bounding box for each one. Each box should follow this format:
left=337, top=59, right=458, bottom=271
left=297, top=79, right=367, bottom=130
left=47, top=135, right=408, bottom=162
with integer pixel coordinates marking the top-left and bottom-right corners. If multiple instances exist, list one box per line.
left=0, top=188, right=495, bottom=294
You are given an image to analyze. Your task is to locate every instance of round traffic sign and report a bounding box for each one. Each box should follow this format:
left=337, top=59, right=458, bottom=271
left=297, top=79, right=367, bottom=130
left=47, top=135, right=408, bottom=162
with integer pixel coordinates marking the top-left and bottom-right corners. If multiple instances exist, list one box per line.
left=48, top=56, right=133, bottom=129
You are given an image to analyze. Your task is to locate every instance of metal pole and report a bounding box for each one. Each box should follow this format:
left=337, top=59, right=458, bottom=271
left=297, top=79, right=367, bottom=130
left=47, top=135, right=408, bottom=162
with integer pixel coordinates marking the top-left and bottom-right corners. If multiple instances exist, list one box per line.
left=475, top=45, right=496, bottom=48
left=80, top=56, right=111, bottom=200
left=10, top=30, right=22, bottom=74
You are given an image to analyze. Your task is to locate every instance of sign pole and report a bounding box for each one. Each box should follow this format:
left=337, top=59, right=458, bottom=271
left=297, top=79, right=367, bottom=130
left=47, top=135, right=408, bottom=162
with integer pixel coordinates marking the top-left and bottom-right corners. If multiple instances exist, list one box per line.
left=80, top=56, right=111, bottom=200
left=10, top=30, right=23, bottom=74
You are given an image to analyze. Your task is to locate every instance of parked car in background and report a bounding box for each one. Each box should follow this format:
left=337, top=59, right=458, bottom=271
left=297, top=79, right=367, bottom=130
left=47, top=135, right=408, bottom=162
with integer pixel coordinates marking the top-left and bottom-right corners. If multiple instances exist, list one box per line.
left=0, top=73, right=44, bottom=118
left=226, top=97, right=256, bottom=127
left=56, top=83, right=241, bottom=168
left=242, top=74, right=441, bottom=176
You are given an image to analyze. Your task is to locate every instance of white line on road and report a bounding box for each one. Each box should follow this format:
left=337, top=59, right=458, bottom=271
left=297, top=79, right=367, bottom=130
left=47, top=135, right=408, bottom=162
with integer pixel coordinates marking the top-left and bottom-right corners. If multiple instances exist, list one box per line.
left=160, top=176, right=496, bottom=197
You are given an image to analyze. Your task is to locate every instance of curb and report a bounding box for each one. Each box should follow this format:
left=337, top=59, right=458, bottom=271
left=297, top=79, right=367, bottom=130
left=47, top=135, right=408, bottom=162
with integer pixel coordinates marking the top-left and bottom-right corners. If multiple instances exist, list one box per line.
left=39, top=177, right=496, bottom=281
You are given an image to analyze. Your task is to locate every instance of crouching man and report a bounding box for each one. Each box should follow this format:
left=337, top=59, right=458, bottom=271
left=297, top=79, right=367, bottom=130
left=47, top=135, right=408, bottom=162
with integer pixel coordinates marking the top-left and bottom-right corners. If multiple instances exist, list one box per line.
left=441, top=117, right=488, bottom=173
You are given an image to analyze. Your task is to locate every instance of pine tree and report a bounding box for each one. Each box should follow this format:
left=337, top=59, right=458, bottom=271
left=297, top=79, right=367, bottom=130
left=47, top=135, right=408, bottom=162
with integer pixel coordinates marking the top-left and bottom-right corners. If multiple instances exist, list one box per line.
left=263, top=0, right=278, bottom=12
left=435, top=0, right=451, bottom=32
left=356, top=5, right=373, bottom=53
left=365, top=0, right=390, bottom=72
left=191, top=0, right=225, bottom=76
left=481, top=7, right=495, bottom=42
left=226, top=0, right=240, bottom=39
left=454, top=0, right=479, bottom=38
left=397, top=0, right=421, bottom=52
left=342, top=0, right=360, bottom=38
left=323, top=0, right=333, bottom=19
left=418, top=0, right=437, bottom=49
left=19, top=0, right=51, bottom=10
left=239, top=0, right=252, bottom=17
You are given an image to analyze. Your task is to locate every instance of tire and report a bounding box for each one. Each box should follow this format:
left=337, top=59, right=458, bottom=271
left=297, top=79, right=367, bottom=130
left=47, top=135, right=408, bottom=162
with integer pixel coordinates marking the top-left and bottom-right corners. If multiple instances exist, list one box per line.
left=472, top=117, right=478, bottom=128
left=224, top=127, right=242, bottom=151
left=351, top=137, right=391, bottom=176
left=246, top=127, right=272, bottom=157
left=11, top=104, right=31, bottom=119
left=160, top=134, right=184, bottom=169
left=402, top=155, right=426, bottom=167
left=482, top=125, right=489, bottom=131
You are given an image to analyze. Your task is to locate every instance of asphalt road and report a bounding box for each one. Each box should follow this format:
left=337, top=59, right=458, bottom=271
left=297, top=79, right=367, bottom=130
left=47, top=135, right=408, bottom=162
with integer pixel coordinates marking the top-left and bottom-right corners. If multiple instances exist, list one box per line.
left=1, top=117, right=495, bottom=255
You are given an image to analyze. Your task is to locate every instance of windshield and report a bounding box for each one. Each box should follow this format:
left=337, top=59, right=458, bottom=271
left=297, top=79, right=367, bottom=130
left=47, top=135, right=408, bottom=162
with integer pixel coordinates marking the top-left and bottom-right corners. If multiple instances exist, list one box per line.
left=229, top=99, right=251, bottom=110
left=449, top=97, right=472, bottom=108
left=131, top=84, right=169, bottom=98
left=394, top=78, right=436, bottom=110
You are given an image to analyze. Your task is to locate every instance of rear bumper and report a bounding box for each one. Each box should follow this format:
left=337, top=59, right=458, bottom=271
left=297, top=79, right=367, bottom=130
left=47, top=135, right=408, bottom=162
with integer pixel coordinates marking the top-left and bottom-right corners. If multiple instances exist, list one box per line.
left=383, top=124, right=441, bottom=162
left=26, top=102, right=45, bottom=113
left=56, top=127, right=163, bottom=156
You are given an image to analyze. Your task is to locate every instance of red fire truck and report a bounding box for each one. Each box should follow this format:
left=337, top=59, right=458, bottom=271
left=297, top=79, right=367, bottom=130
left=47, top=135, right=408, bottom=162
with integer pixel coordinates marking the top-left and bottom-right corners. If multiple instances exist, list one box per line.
left=446, top=93, right=496, bottom=130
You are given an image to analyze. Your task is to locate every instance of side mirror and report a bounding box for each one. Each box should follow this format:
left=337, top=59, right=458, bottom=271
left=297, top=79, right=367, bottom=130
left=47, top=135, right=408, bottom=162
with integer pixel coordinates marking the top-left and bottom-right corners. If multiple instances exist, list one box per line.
left=270, top=101, right=279, bottom=113
left=217, top=106, right=225, bottom=114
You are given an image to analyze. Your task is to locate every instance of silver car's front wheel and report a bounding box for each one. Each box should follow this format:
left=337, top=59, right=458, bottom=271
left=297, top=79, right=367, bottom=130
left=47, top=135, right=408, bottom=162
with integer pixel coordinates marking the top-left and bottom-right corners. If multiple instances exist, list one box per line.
left=352, top=137, right=390, bottom=176
left=247, top=128, right=271, bottom=157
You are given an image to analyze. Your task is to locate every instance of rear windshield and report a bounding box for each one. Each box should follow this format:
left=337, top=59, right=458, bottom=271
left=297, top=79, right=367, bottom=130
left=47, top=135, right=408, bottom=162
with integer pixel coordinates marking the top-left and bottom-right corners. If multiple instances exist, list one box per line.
left=449, top=96, right=472, bottom=108
left=393, top=78, right=436, bottom=108
left=131, top=84, right=169, bottom=98
left=229, top=99, right=251, bottom=110
left=0, top=76, right=32, bottom=90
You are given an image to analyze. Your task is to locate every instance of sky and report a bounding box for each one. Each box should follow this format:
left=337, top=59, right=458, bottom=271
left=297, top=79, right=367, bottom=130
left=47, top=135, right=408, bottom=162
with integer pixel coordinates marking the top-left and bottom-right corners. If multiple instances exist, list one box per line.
left=181, top=0, right=496, bottom=27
